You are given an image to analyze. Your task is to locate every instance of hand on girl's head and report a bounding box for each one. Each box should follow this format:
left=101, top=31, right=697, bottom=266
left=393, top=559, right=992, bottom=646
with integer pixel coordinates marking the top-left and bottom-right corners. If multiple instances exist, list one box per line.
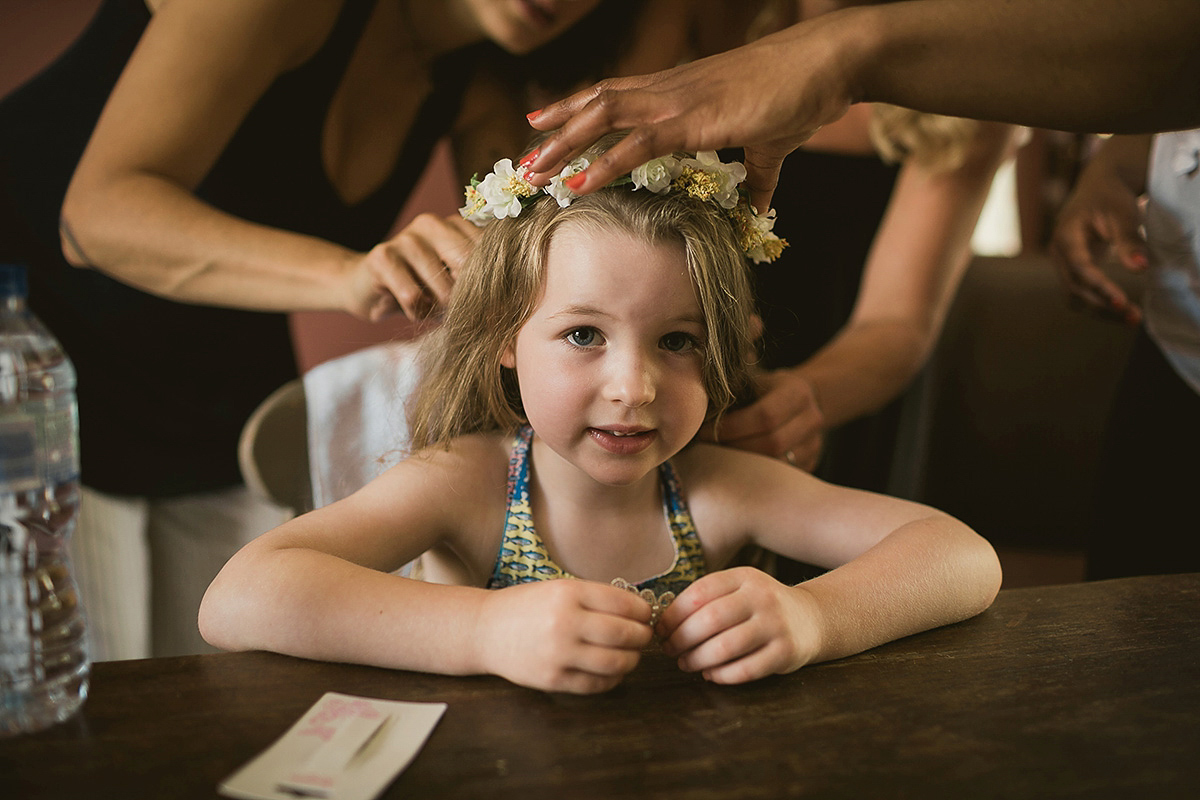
left=657, top=568, right=818, bottom=685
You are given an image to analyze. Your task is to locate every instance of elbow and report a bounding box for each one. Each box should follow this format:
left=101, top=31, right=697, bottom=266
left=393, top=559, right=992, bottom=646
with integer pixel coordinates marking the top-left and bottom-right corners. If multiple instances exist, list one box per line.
left=59, top=180, right=103, bottom=269
left=58, top=206, right=90, bottom=268
left=197, top=570, right=252, bottom=652
left=967, top=533, right=1004, bottom=616
left=197, top=583, right=232, bottom=651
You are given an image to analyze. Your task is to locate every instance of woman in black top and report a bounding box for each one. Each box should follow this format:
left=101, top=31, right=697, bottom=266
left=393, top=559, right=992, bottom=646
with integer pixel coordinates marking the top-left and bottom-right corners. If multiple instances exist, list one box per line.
left=0, top=0, right=642, bottom=660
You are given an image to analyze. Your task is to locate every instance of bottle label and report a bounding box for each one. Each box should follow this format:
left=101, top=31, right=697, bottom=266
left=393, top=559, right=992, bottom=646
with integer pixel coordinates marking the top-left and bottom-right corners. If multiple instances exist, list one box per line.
left=37, top=405, right=79, bottom=484
left=0, top=415, right=39, bottom=492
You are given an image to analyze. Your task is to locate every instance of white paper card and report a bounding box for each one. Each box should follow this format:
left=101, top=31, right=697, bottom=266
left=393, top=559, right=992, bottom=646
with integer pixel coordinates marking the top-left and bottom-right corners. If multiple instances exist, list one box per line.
left=219, top=692, right=447, bottom=800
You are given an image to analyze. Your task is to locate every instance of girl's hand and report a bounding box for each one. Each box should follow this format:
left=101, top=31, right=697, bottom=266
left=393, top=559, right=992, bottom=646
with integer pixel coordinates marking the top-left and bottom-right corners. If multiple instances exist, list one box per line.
left=699, top=370, right=824, bottom=471
left=478, top=580, right=654, bottom=694
left=344, top=212, right=479, bottom=321
left=658, top=567, right=820, bottom=684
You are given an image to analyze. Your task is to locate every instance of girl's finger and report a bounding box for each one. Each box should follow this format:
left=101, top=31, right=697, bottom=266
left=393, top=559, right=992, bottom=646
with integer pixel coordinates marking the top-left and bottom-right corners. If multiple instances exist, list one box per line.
left=676, top=621, right=765, bottom=674
left=577, top=611, right=654, bottom=651
left=661, top=590, right=751, bottom=656
left=700, top=641, right=783, bottom=685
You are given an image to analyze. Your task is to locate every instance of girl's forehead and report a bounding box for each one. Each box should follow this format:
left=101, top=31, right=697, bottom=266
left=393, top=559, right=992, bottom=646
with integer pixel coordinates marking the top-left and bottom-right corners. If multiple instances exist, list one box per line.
left=537, top=223, right=699, bottom=316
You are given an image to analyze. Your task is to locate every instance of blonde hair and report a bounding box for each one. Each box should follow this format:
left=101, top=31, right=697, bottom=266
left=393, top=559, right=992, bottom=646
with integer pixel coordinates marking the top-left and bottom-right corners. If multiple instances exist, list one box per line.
left=407, top=140, right=758, bottom=452
left=868, top=104, right=979, bottom=172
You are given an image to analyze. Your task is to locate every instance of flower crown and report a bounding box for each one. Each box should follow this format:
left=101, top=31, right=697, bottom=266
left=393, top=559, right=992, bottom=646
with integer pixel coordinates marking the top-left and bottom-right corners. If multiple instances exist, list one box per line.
left=459, top=151, right=788, bottom=264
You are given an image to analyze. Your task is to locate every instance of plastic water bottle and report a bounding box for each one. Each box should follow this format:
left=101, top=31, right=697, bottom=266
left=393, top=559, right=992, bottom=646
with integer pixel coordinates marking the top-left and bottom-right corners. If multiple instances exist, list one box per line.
left=0, top=263, right=89, bottom=736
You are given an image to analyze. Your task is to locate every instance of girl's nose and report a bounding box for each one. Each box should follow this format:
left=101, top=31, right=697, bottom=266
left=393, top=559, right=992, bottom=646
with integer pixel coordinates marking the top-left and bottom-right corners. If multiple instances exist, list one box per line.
left=606, top=351, right=656, bottom=408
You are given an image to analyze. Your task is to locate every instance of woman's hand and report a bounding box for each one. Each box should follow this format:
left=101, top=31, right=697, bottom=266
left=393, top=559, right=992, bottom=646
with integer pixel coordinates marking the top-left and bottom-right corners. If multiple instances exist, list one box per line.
left=1048, top=135, right=1153, bottom=325
left=524, top=14, right=858, bottom=214
left=701, top=369, right=825, bottom=471
left=478, top=580, right=654, bottom=694
left=344, top=212, right=480, bottom=321
left=658, top=567, right=820, bottom=684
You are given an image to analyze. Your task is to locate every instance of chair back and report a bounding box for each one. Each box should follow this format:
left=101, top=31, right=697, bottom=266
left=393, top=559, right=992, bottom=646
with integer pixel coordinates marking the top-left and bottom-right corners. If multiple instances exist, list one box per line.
left=238, top=378, right=312, bottom=512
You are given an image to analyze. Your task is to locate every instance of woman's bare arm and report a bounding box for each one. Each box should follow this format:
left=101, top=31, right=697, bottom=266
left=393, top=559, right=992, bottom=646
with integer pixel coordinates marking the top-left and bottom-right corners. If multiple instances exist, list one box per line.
left=527, top=0, right=1200, bottom=212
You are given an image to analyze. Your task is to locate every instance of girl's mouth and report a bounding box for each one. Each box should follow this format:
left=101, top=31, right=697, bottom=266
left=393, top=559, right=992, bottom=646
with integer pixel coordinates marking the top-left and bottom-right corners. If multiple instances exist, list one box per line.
left=588, top=427, right=657, bottom=455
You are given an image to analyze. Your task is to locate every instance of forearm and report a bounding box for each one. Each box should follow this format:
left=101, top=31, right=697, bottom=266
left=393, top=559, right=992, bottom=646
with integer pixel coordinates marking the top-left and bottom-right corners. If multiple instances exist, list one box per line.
left=795, top=516, right=1002, bottom=664
left=796, top=122, right=1017, bottom=428
left=1077, top=134, right=1155, bottom=197
left=791, top=320, right=927, bottom=428
left=199, top=548, right=490, bottom=676
left=841, top=0, right=1200, bottom=132
left=61, top=172, right=357, bottom=312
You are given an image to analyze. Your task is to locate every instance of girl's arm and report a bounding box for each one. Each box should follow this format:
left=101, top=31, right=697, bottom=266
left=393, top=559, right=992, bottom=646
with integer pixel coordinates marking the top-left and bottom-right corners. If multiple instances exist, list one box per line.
left=662, top=447, right=1002, bottom=684
left=199, top=443, right=654, bottom=694
left=60, top=0, right=471, bottom=319
left=706, top=121, right=1021, bottom=468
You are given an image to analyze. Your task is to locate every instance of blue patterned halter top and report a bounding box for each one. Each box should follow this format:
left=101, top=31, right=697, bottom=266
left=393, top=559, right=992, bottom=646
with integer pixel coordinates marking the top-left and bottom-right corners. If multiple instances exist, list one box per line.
left=486, top=426, right=707, bottom=595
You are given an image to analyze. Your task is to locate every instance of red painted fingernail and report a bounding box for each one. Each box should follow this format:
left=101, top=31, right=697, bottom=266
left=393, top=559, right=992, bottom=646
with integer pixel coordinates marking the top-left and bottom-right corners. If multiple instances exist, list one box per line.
left=565, top=171, right=586, bottom=191
left=526, top=109, right=542, bottom=122
left=519, top=148, right=540, bottom=167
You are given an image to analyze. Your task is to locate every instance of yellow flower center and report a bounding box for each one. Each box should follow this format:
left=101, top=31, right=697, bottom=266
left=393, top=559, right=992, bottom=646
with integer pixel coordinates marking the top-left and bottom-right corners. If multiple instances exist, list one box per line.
left=505, top=174, right=537, bottom=198
left=673, top=167, right=722, bottom=201
left=463, top=186, right=486, bottom=214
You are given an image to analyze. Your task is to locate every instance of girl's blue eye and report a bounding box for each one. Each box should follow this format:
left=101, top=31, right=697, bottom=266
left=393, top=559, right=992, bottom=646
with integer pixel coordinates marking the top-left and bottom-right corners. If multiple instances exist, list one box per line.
left=567, top=327, right=598, bottom=347
left=661, top=332, right=698, bottom=353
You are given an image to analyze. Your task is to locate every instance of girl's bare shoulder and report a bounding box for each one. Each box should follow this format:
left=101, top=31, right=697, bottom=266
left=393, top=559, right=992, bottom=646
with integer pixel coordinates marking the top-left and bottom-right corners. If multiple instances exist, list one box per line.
left=364, top=432, right=513, bottom=543
left=393, top=432, right=514, bottom=488
left=671, top=441, right=817, bottom=495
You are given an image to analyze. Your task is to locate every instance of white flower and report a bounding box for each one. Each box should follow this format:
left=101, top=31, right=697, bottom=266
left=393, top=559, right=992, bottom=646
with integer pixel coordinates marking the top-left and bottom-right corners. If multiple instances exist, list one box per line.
left=680, top=151, right=747, bottom=209
left=631, top=155, right=682, bottom=193
left=546, top=157, right=591, bottom=208
left=731, top=204, right=787, bottom=264
left=459, top=185, right=492, bottom=226
left=475, top=158, right=537, bottom=220
left=459, top=148, right=787, bottom=263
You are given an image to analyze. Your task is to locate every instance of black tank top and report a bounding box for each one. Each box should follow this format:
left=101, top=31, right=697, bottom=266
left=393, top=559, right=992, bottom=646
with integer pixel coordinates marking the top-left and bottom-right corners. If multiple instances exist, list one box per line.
left=0, top=0, right=479, bottom=496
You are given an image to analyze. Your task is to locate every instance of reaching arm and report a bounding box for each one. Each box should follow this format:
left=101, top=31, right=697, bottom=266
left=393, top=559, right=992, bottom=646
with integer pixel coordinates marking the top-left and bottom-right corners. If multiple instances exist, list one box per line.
left=60, top=0, right=475, bottom=319
left=791, top=122, right=1021, bottom=424
left=855, top=0, right=1199, bottom=134
left=705, top=121, right=1021, bottom=467
left=526, top=0, right=1200, bottom=212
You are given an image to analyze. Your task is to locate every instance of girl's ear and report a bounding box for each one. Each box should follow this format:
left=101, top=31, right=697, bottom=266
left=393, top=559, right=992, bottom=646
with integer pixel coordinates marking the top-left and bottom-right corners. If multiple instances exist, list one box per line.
left=500, top=341, right=516, bottom=369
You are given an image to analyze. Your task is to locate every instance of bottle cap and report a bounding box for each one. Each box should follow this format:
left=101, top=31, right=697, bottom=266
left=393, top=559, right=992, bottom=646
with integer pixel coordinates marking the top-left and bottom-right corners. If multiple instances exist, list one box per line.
left=0, top=264, right=29, bottom=298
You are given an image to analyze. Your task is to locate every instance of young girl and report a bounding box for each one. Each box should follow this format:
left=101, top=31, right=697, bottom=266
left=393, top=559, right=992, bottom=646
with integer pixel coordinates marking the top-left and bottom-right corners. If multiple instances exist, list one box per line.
left=200, top=140, right=1002, bottom=695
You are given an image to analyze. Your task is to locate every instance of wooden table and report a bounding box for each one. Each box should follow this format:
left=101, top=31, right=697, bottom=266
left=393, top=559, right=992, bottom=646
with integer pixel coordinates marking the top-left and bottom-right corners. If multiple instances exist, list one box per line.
left=4, top=574, right=1199, bottom=799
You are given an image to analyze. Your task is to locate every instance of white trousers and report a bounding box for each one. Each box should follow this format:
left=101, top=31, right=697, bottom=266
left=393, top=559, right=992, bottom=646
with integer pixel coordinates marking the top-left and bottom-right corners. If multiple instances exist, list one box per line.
left=68, top=484, right=291, bottom=661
